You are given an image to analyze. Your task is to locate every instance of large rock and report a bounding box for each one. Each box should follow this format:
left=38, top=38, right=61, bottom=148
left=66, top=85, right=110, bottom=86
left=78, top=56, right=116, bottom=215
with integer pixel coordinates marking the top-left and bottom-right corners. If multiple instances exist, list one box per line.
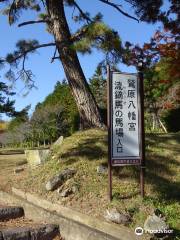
left=14, top=167, right=24, bottom=174
left=59, top=188, right=73, bottom=197
left=104, top=209, right=130, bottom=224
left=25, top=149, right=50, bottom=167
left=45, top=168, right=76, bottom=191
left=97, top=165, right=107, bottom=174
left=144, top=214, right=169, bottom=232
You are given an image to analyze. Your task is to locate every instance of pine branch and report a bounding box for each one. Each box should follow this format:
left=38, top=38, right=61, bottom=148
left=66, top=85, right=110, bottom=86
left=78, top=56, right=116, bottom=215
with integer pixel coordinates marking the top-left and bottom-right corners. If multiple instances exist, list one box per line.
left=18, top=19, right=49, bottom=27
left=51, top=56, right=60, bottom=62
left=51, top=47, right=58, bottom=63
left=8, top=43, right=56, bottom=63
left=41, top=0, right=46, bottom=9
left=72, top=0, right=92, bottom=23
left=8, top=0, right=16, bottom=24
left=99, top=0, right=139, bottom=22
left=71, top=26, right=89, bottom=41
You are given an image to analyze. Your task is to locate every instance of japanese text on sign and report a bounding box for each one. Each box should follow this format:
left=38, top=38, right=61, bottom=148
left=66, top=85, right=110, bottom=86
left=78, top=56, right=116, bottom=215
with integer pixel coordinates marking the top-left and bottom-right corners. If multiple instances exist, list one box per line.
left=111, top=73, right=141, bottom=165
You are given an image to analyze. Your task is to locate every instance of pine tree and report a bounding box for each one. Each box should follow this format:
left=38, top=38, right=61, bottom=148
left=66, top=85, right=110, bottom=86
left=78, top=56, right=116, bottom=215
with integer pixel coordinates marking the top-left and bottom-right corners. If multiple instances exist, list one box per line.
left=35, top=80, right=79, bottom=134
left=0, top=0, right=165, bottom=128
left=89, top=67, right=106, bottom=109
left=0, top=80, right=16, bottom=117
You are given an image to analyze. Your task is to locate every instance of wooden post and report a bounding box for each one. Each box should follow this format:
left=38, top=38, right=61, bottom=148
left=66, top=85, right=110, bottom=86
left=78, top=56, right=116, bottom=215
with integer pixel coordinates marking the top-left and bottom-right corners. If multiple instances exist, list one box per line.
left=107, top=65, right=112, bottom=201
left=138, top=64, right=146, bottom=198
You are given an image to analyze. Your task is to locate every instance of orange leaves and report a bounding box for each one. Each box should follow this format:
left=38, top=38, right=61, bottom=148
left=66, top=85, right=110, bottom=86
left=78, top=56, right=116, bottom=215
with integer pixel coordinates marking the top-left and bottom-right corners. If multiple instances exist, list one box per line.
left=159, top=80, right=170, bottom=84
left=143, top=43, right=151, bottom=50
left=163, top=102, right=173, bottom=109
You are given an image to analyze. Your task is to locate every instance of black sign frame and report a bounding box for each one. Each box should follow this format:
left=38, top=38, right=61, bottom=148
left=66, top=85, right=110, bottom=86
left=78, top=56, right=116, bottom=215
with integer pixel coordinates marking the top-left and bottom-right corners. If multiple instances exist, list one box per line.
left=107, top=66, right=146, bottom=201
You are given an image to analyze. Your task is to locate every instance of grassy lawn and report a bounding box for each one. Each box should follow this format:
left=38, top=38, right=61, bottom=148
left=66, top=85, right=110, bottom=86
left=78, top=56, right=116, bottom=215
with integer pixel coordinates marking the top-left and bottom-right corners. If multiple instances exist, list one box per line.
left=0, top=129, right=179, bottom=238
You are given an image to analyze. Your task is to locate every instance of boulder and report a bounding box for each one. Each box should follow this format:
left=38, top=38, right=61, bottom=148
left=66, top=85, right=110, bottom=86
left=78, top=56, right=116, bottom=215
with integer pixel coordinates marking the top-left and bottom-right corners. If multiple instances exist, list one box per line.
left=58, top=184, right=78, bottom=197
left=45, top=168, right=76, bottom=191
left=104, top=209, right=130, bottom=224
left=14, top=167, right=24, bottom=174
left=144, top=214, right=169, bottom=233
left=97, top=165, right=107, bottom=174
left=57, top=185, right=64, bottom=194
left=25, top=149, right=50, bottom=167
left=59, top=188, right=73, bottom=197
left=71, top=185, right=78, bottom=193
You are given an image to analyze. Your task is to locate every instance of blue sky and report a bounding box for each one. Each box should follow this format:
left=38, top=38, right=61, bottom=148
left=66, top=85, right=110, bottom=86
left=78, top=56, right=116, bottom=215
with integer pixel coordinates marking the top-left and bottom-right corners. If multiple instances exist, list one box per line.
left=0, top=0, right=164, bottom=119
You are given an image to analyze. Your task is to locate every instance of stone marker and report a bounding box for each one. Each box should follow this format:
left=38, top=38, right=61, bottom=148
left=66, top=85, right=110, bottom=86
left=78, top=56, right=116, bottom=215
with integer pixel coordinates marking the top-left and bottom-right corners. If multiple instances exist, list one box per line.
left=104, top=209, right=130, bottom=224
left=53, top=136, right=63, bottom=147
left=25, top=149, right=50, bottom=167
left=144, top=214, right=169, bottom=232
left=46, top=168, right=76, bottom=191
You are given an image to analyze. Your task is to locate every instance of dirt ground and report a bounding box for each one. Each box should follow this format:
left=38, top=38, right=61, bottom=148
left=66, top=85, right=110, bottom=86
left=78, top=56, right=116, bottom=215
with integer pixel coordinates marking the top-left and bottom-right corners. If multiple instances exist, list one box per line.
left=0, top=153, right=62, bottom=239
left=0, top=153, right=28, bottom=192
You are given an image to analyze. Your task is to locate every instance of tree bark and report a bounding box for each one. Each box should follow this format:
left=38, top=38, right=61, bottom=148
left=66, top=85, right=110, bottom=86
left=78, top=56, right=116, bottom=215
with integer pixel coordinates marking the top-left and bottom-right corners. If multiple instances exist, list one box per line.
left=47, top=0, right=104, bottom=129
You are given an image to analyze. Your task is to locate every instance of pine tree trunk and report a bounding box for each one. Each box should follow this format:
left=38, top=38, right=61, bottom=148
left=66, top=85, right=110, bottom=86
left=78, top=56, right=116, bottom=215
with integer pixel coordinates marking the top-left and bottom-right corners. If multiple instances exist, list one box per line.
left=47, top=0, right=104, bottom=129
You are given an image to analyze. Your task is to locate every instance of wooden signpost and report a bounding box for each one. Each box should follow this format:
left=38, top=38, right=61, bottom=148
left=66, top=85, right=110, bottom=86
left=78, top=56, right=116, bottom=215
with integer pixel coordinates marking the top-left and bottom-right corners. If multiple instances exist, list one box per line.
left=107, top=65, right=145, bottom=201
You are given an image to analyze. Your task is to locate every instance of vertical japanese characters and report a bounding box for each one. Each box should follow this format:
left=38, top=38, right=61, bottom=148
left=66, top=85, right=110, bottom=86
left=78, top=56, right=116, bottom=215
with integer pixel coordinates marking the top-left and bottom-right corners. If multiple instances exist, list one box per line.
left=127, top=79, right=137, bottom=132
left=111, top=73, right=140, bottom=165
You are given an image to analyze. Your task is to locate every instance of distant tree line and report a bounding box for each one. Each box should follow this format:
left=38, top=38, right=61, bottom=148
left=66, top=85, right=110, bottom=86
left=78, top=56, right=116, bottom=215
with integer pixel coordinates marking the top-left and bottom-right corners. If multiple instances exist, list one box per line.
left=0, top=80, right=77, bottom=148
left=1, top=62, right=179, bottom=148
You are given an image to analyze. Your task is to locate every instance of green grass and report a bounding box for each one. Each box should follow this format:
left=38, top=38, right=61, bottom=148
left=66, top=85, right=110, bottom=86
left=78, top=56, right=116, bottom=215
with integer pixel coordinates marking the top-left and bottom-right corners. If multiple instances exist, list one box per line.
left=12, top=129, right=180, bottom=237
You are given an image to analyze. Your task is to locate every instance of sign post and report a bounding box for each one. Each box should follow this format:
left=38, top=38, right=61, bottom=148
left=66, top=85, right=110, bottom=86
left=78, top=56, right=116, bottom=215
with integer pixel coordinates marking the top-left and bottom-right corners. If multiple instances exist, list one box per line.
left=138, top=64, right=145, bottom=198
left=107, top=65, right=112, bottom=201
left=107, top=66, right=145, bottom=201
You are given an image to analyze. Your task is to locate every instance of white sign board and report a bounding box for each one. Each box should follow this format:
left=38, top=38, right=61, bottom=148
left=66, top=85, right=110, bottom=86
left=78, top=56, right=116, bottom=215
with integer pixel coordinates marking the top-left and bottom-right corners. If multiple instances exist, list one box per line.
left=110, top=72, right=141, bottom=166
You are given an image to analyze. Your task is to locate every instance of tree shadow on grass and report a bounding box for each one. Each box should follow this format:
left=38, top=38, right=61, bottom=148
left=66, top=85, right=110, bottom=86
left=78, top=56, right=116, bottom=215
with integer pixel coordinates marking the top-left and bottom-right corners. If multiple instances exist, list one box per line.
left=61, top=137, right=108, bottom=161
left=146, top=133, right=180, bottom=151
left=60, top=133, right=180, bottom=201
left=113, top=154, right=180, bottom=201
left=146, top=153, right=180, bottom=201
left=113, top=190, right=140, bottom=200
